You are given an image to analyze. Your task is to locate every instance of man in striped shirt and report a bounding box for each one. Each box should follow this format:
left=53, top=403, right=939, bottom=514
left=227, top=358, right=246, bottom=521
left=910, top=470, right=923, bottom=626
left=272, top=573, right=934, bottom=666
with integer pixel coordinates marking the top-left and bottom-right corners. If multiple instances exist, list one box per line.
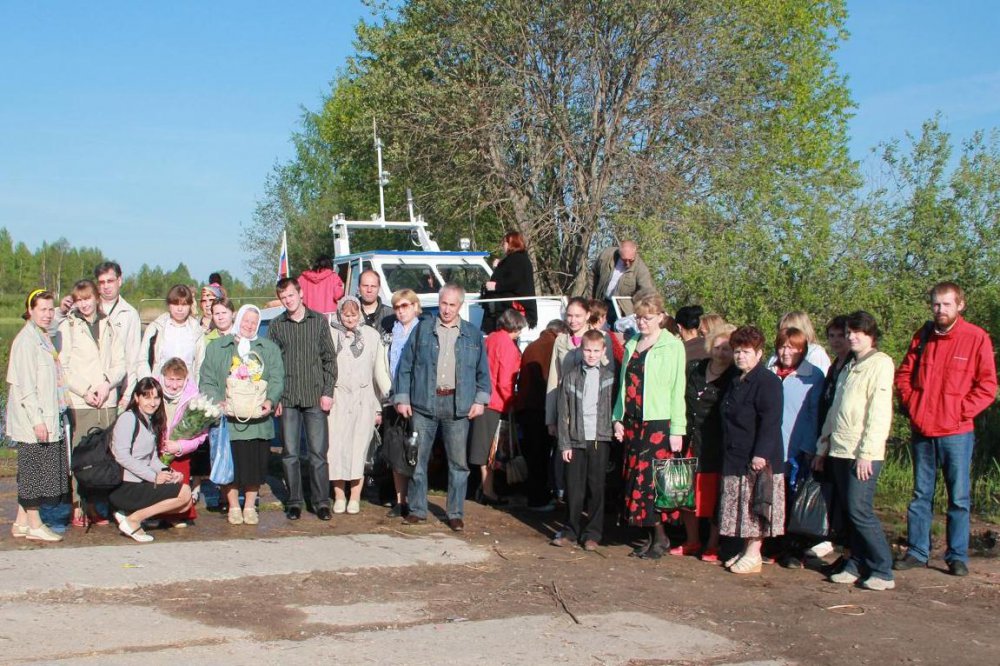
left=268, top=277, right=338, bottom=521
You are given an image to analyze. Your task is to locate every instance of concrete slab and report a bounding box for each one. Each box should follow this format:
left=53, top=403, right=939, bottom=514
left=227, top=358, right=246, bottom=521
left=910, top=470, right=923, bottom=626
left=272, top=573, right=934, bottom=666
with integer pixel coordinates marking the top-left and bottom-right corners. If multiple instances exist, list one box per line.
left=299, top=601, right=429, bottom=627
left=0, top=534, right=487, bottom=597
left=0, top=603, right=245, bottom=662
left=62, top=612, right=749, bottom=665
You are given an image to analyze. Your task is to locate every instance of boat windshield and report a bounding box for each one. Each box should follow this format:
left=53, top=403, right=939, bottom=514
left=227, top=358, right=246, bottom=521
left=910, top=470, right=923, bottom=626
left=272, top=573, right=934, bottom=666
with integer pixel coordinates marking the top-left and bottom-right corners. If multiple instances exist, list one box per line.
left=438, top=264, right=490, bottom=293
left=382, top=264, right=442, bottom=294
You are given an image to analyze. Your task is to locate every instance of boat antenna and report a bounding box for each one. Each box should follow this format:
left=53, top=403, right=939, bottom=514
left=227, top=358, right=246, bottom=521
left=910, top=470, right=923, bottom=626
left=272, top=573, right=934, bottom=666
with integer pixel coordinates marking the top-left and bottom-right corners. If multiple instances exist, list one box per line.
left=374, top=118, right=389, bottom=222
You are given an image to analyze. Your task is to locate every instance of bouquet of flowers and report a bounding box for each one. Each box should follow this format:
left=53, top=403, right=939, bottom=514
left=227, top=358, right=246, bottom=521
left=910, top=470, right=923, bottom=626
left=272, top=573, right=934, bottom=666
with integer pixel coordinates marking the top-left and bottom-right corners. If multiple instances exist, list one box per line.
left=226, top=351, right=268, bottom=422
left=161, top=395, right=222, bottom=465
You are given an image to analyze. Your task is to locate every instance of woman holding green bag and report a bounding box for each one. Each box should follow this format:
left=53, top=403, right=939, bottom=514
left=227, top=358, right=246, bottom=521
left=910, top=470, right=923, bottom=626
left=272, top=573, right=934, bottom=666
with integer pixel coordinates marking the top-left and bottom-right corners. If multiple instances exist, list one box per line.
left=613, top=293, right=687, bottom=560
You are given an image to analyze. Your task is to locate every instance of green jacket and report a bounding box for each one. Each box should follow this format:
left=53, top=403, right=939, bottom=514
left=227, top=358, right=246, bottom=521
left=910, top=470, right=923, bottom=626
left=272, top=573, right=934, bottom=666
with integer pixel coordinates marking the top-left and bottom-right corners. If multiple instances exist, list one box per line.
left=613, top=332, right=687, bottom=436
left=200, top=335, right=284, bottom=441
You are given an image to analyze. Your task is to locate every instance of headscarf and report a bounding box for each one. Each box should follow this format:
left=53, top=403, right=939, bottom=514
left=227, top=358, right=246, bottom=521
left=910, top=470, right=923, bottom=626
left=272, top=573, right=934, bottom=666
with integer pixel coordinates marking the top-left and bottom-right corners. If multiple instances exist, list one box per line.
left=330, top=296, right=365, bottom=358
left=232, top=304, right=261, bottom=358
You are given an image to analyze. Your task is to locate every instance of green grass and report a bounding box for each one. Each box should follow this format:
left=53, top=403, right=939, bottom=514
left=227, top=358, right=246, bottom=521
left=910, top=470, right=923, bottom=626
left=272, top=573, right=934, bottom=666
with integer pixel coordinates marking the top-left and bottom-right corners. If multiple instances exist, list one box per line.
left=876, top=444, right=1000, bottom=525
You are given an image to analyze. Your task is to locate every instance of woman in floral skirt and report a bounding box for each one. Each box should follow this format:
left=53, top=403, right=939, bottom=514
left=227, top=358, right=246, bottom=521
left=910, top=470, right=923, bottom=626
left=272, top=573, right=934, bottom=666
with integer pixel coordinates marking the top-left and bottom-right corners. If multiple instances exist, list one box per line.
left=612, top=293, right=687, bottom=559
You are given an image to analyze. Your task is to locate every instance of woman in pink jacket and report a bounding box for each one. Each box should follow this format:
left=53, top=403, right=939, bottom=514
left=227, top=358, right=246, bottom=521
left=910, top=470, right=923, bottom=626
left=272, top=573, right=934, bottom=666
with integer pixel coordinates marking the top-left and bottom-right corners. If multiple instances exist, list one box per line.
left=469, top=308, right=528, bottom=505
left=156, top=357, right=209, bottom=526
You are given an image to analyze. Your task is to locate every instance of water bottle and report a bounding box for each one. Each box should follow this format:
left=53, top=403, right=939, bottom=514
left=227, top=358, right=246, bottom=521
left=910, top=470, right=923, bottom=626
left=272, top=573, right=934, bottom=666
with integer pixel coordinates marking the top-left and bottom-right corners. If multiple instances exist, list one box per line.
left=406, top=432, right=419, bottom=467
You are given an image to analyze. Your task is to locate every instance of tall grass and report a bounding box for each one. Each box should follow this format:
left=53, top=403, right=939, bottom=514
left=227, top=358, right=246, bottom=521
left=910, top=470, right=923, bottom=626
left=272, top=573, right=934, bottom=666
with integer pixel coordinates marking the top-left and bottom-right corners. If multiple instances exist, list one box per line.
left=877, top=439, right=1000, bottom=524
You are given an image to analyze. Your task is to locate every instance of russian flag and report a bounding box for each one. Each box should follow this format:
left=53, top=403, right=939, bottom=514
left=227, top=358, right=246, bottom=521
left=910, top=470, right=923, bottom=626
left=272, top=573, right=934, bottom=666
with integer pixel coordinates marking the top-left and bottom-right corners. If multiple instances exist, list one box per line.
left=277, top=230, right=290, bottom=279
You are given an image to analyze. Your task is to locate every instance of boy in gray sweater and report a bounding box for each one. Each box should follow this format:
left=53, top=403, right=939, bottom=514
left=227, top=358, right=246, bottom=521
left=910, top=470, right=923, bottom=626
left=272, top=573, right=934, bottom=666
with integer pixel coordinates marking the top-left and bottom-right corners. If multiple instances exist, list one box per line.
left=553, top=329, right=616, bottom=550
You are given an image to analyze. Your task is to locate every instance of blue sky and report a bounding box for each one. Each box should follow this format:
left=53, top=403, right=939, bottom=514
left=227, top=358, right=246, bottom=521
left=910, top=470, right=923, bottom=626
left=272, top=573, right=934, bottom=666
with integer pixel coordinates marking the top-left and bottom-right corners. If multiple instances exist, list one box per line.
left=1, top=1, right=998, bottom=286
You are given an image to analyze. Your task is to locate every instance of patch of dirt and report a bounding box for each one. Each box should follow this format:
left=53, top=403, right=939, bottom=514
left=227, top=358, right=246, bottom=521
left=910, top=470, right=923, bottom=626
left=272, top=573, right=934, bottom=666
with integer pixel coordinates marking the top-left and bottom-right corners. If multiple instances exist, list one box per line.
left=6, top=473, right=1000, bottom=665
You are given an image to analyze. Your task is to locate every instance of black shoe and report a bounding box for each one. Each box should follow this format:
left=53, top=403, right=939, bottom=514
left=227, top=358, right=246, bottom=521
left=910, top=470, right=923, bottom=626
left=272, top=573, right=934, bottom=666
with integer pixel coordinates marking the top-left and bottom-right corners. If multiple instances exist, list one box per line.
left=386, top=503, right=411, bottom=518
left=317, top=507, right=332, bottom=521
left=286, top=506, right=301, bottom=520
left=893, top=554, right=927, bottom=571
left=779, top=553, right=803, bottom=569
left=629, top=538, right=653, bottom=558
left=639, top=543, right=669, bottom=560
left=947, top=560, right=969, bottom=577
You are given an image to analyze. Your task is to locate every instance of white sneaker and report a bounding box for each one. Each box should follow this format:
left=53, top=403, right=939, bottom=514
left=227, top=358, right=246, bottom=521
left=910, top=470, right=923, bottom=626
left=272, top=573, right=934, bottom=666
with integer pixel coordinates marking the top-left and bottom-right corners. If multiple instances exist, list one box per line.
left=346, top=500, right=360, bottom=515
left=829, top=570, right=859, bottom=584
left=806, top=541, right=835, bottom=558
left=333, top=499, right=347, bottom=514
left=26, top=525, right=63, bottom=542
left=860, top=577, right=895, bottom=591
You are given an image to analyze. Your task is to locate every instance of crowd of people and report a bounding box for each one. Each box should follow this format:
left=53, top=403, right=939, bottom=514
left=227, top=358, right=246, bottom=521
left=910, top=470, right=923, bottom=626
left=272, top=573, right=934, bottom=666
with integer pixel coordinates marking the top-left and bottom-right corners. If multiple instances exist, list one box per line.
left=6, top=236, right=997, bottom=591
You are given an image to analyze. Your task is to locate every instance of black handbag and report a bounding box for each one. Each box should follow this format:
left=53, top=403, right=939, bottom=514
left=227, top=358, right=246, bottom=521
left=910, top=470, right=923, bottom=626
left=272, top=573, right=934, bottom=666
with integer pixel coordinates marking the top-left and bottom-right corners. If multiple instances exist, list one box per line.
left=788, top=474, right=833, bottom=538
left=751, top=463, right=773, bottom=528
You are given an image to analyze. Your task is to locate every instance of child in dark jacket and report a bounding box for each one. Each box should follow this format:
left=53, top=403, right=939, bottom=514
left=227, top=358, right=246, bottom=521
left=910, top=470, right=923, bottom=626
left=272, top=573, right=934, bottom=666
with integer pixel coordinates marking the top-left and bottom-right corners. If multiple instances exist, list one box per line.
left=553, top=329, right=616, bottom=549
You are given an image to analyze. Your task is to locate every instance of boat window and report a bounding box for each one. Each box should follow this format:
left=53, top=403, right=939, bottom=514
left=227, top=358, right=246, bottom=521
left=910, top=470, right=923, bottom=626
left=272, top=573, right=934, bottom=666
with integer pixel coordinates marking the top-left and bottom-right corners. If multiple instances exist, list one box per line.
left=438, top=264, right=490, bottom=293
left=382, top=264, right=442, bottom=294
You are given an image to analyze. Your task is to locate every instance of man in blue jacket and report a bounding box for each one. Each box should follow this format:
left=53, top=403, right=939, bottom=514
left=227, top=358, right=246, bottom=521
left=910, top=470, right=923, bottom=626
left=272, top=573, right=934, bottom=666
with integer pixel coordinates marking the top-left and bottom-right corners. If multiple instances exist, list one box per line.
left=393, top=284, right=491, bottom=531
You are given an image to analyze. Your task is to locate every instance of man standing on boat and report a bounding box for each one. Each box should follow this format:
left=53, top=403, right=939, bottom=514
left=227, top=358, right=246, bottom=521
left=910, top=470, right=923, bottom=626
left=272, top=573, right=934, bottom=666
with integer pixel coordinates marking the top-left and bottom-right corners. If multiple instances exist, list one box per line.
left=591, top=240, right=654, bottom=323
left=357, top=269, right=394, bottom=330
left=393, top=283, right=491, bottom=532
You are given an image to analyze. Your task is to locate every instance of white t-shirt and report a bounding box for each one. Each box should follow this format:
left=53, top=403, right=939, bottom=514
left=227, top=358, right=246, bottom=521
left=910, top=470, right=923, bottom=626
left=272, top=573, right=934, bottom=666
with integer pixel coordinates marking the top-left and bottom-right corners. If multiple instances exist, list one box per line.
left=605, top=259, right=628, bottom=297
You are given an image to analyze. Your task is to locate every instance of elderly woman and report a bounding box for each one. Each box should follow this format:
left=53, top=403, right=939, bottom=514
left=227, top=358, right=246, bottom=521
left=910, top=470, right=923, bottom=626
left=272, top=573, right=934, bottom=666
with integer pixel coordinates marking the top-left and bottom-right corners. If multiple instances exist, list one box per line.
left=813, top=311, right=896, bottom=591
left=110, top=378, right=193, bottom=543
left=381, top=289, right=423, bottom=517
left=328, top=296, right=391, bottom=515
left=675, top=323, right=738, bottom=561
left=57, top=279, right=126, bottom=527
left=482, top=231, right=537, bottom=332
left=773, top=311, right=831, bottom=375
left=200, top=305, right=284, bottom=526
left=6, top=289, right=68, bottom=542
left=140, top=284, right=205, bottom=381
left=612, top=293, right=687, bottom=560
left=469, top=308, right=528, bottom=506
left=719, top=325, right=785, bottom=574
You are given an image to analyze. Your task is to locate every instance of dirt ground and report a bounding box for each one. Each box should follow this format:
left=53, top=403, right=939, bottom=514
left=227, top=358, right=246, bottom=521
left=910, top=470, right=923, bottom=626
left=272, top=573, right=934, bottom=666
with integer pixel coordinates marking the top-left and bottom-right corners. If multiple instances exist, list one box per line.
left=2, top=466, right=998, bottom=666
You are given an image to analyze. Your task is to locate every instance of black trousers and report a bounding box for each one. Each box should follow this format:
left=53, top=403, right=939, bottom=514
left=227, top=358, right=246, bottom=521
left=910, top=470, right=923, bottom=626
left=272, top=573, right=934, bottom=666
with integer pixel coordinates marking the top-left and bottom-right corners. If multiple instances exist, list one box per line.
left=564, top=440, right=610, bottom=543
left=518, top=409, right=554, bottom=506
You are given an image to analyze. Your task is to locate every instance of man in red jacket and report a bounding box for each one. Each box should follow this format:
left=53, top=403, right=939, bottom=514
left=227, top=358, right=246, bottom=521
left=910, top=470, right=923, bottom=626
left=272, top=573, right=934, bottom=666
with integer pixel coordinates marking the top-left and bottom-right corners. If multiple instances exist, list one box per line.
left=894, top=282, right=997, bottom=576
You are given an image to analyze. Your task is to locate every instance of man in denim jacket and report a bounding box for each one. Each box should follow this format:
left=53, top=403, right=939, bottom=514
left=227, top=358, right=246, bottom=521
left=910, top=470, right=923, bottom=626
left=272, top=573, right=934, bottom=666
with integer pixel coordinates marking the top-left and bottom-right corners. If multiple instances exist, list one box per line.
left=393, top=284, right=491, bottom=531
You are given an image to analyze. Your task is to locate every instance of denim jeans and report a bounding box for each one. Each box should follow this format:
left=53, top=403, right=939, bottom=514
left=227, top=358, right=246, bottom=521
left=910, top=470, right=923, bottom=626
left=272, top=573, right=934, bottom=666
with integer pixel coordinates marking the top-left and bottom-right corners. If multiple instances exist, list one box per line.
left=408, top=396, right=470, bottom=520
left=281, top=405, right=330, bottom=509
left=906, top=431, right=974, bottom=564
left=829, top=457, right=893, bottom=581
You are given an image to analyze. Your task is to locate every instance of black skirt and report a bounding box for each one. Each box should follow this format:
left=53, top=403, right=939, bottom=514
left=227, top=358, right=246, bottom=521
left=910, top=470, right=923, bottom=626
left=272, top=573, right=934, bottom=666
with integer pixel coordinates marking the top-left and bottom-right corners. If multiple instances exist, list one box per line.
left=231, top=438, right=271, bottom=487
left=110, top=480, right=184, bottom=514
left=468, top=408, right=502, bottom=467
left=189, top=441, right=211, bottom=477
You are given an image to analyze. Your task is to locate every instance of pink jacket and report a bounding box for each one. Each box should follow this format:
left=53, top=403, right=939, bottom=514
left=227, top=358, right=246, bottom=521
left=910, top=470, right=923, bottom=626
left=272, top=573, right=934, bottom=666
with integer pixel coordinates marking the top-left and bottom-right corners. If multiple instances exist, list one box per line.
left=163, top=378, right=209, bottom=457
left=299, top=268, right=345, bottom=314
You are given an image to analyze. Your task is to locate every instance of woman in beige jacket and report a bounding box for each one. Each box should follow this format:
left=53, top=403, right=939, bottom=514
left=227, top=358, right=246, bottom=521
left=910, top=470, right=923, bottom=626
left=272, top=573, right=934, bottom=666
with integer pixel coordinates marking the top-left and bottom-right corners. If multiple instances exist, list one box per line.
left=57, top=279, right=126, bottom=526
left=813, top=311, right=895, bottom=591
left=6, top=290, right=69, bottom=542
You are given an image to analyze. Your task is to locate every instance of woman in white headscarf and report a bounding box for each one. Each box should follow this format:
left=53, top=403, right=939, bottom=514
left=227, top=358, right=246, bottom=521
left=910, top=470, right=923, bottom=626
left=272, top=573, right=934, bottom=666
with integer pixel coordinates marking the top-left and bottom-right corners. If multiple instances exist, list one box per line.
left=327, top=296, right=390, bottom=514
left=199, top=304, right=284, bottom=526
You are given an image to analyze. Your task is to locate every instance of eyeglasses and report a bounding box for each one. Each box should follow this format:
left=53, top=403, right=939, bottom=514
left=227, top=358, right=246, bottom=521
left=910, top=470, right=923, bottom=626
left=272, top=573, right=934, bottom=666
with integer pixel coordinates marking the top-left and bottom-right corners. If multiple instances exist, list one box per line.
left=393, top=302, right=413, bottom=310
left=637, top=314, right=661, bottom=323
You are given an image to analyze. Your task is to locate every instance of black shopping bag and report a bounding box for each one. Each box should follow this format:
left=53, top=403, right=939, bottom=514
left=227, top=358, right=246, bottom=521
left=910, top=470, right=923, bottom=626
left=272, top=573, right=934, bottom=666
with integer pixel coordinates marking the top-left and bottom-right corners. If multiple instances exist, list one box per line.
left=788, top=474, right=833, bottom=538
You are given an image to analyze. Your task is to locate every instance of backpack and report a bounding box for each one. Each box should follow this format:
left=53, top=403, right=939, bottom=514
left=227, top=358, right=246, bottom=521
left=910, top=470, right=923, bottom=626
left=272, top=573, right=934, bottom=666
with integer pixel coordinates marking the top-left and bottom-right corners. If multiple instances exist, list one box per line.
left=71, top=417, right=140, bottom=491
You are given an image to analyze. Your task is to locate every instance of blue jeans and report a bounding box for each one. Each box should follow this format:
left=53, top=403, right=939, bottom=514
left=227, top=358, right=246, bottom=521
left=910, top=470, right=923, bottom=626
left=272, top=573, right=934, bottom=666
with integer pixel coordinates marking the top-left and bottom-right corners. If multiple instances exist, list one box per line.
left=829, top=457, right=893, bottom=581
left=281, top=405, right=330, bottom=509
left=408, top=396, right=470, bottom=520
left=906, top=431, right=974, bottom=564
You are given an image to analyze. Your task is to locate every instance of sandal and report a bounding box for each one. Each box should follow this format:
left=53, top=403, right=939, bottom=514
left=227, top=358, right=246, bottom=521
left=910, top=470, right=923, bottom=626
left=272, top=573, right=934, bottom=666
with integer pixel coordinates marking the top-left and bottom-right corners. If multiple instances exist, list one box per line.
left=118, top=519, right=154, bottom=543
left=729, top=554, right=763, bottom=574
left=724, top=553, right=742, bottom=569
left=629, top=538, right=653, bottom=558
left=639, top=543, right=670, bottom=560
left=700, top=548, right=720, bottom=563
